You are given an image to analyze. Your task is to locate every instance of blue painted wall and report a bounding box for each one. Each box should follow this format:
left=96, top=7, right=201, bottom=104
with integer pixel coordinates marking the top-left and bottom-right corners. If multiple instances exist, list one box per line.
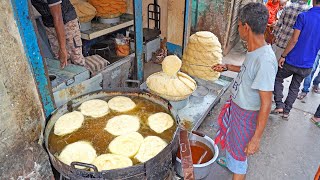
left=167, top=42, right=182, bottom=57
left=10, top=0, right=55, bottom=117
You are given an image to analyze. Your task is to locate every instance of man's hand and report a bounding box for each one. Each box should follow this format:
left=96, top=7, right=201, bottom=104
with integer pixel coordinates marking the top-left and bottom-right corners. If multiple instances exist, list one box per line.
left=278, top=57, right=285, bottom=68
left=59, top=48, right=68, bottom=68
left=212, top=64, right=227, bottom=72
left=244, top=136, right=261, bottom=156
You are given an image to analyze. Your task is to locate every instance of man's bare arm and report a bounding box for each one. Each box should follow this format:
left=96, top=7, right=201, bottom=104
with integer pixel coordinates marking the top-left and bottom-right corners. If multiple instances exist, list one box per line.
left=278, top=29, right=301, bottom=68
left=212, top=64, right=241, bottom=73
left=226, top=64, right=241, bottom=72
left=245, top=90, right=272, bottom=155
left=273, top=8, right=285, bottom=37
left=49, top=4, right=67, bottom=68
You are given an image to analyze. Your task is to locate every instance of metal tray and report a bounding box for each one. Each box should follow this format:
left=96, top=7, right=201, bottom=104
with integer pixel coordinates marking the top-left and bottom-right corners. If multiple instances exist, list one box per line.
left=141, top=75, right=233, bottom=131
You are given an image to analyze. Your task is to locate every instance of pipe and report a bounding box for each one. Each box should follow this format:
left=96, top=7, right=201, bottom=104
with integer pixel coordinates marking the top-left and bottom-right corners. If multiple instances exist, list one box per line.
left=194, top=0, right=199, bottom=30
left=182, top=0, right=192, bottom=55
left=133, top=0, right=144, bottom=82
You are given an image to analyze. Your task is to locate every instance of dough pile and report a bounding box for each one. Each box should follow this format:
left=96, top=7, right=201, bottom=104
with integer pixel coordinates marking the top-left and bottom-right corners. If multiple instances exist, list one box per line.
left=89, top=0, right=127, bottom=18
left=181, top=31, right=223, bottom=81
left=108, top=96, right=136, bottom=112
left=54, top=111, right=84, bottom=136
left=92, top=154, right=132, bottom=171
left=108, top=132, right=144, bottom=157
left=162, top=55, right=182, bottom=76
left=135, top=136, right=168, bottom=163
left=146, top=55, right=197, bottom=101
left=105, top=115, right=140, bottom=136
left=70, top=0, right=97, bottom=23
left=79, top=99, right=110, bottom=118
left=148, top=112, right=174, bottom=133
left=58, top=141, right=97, bottom=169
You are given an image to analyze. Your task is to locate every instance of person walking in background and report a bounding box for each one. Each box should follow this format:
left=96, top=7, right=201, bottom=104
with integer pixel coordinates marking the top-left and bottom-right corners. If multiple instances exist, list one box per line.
left=265, top=0, right=280, bottom=44
left=311, top=105, right=320, bottom=128
left=272, top=0, right=310, bottom=60
left=266, top=0, right=280, bottom=25
left=276, top=0, right=289, bottom=20
left=212, top=3, right=277, bottom=179
left=272, top=0, right=320, bottom=119
left=297, top=50, right=320, bottom=100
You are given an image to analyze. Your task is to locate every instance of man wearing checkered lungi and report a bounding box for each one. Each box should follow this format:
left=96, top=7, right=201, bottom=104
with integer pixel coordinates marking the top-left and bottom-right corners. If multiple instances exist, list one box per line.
left=212, top=3, right=278, bottom=180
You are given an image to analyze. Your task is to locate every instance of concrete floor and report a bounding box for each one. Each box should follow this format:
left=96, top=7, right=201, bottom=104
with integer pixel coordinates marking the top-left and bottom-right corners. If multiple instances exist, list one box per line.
left=143, top=43, right=319, bottom=179
left=196, top=42, right=320, bottom=180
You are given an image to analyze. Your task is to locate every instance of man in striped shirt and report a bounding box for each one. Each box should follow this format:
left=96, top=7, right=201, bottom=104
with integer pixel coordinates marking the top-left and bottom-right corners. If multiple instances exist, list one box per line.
left=272, top=0, right=310, bottom=60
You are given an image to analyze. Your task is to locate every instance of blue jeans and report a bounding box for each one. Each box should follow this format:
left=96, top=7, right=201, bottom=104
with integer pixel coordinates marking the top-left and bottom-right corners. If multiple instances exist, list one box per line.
left=302, top=53, right=320, bottom=93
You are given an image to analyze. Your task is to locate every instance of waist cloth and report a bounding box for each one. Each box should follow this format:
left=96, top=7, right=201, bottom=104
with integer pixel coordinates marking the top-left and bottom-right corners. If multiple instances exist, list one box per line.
left=215, top=99, right=259, bottom=161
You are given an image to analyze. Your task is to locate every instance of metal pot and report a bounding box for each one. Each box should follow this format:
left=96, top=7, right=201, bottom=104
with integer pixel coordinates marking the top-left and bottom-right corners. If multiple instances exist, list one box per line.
left=170, top=97, right=189, bottom=110
left=44, top=89, right=179, bottom=179
left=175, top=132, right=219, bottom=179
left=99, top=17, right=120, bottom=24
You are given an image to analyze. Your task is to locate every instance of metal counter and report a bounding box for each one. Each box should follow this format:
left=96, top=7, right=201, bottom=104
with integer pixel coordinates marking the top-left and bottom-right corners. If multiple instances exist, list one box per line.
left=141, top=75, right=233, bottom=131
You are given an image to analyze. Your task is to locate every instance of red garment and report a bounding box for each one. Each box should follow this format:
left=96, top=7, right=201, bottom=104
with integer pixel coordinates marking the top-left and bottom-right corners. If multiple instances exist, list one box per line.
left=215, top=100, right=259, bottom=161
left=266, top=0, right=280, bottom=24
left=265, top=25, right=275, bottom=44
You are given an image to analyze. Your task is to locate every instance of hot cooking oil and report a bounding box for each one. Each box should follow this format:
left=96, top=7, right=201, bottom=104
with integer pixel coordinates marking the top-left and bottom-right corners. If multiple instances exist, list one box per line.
left=48, top=96, right=177, bottom=165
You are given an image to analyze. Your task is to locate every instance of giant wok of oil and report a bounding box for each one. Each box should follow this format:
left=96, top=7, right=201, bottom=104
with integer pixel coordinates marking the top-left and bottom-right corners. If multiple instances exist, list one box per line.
left=44, top=90, right=179, bottom=179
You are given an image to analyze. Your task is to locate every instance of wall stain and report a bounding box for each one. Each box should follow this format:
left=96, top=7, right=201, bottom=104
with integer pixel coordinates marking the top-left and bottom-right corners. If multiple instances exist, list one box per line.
left=0, top=0, right=52, bottom=178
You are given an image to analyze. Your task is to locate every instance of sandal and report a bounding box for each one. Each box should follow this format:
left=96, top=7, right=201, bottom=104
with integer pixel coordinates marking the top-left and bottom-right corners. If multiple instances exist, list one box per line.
left=216, top=156, right=227, bottom=168
left=313, top=86, right=320, bottom=94
left=270, top=108, right=283, bottom=115
left=297, top=92, right=307, bottom=100
left=310, top=117, right=320, bottom=128
left=282, top=113, right=289, bottom=120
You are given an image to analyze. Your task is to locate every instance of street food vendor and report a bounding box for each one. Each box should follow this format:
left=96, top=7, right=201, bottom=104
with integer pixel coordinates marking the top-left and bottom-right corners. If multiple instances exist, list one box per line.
left=31, top=0, right=85, bottom=68
left=212, top=3, right=278, bottom=180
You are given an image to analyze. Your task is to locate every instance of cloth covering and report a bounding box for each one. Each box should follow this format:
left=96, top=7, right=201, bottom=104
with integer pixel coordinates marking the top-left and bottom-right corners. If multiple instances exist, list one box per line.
left=85, top=55, right=110, bottom=76
left=45, top=19, right=85, bottom=66
left=215, top=100, right=259, bottom=161
left=266, top=0, right=280, bottom=24
left=231, top=45, right=277, bottom=111
left=285, top=7, right=320, bottom=69
left=265, top=25, right=275, bottom=44
left=31, top=0, right=77, bottom=27
left=273, top=1, right=310, bottom=49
